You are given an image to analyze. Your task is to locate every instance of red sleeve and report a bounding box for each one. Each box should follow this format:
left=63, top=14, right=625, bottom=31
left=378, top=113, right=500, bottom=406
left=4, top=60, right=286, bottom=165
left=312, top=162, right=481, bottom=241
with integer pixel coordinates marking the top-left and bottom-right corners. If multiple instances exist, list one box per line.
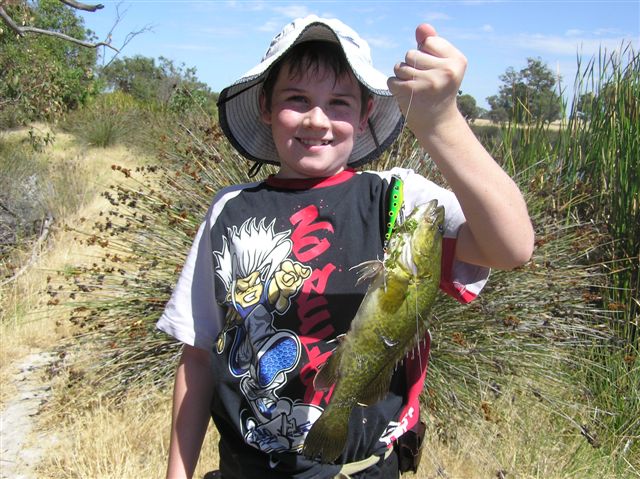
left=439, top=237, right=481, bottom=304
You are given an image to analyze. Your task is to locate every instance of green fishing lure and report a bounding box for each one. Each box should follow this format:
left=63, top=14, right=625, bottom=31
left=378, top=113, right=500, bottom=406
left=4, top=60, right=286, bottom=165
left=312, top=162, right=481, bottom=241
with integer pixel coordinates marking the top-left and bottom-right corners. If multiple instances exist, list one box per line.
left=384, top=175, right=404, bottom=247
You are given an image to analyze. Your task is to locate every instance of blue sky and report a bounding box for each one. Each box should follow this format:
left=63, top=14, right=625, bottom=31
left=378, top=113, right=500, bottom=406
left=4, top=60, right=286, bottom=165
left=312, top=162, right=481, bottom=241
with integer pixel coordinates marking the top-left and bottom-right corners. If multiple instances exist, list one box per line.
left=81, top=1, right=639, bottom=109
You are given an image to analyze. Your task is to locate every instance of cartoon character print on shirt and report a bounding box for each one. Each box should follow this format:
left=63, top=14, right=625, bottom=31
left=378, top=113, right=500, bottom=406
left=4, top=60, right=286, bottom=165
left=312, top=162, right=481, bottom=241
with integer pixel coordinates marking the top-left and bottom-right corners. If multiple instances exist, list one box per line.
left=213, top=217, right=323, bottom=454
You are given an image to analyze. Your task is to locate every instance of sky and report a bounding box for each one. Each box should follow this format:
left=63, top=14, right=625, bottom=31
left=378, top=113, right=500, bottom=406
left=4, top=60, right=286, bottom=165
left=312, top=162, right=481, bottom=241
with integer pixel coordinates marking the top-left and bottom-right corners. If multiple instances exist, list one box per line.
left=80, top=0, right=640, bottom=109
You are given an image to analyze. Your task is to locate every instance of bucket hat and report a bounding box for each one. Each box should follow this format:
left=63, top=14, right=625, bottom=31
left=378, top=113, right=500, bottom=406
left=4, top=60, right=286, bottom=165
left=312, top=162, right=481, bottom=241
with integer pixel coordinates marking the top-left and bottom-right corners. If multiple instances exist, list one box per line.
left=217, top=15, right=403, bottom=168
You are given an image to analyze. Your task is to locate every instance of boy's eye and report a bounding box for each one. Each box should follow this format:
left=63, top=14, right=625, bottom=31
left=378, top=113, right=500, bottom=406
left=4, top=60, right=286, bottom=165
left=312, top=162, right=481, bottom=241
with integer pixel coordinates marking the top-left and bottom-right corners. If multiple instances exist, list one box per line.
left=287, top=95, right=307, bottom=103
left=331, top=99, right=351, bottom=107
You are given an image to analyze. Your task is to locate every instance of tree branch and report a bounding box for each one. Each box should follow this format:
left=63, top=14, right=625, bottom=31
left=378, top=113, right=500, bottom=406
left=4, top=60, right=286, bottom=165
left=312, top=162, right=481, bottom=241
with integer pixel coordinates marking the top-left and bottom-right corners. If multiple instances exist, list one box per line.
left=0, top=5, right=118, bottom=51
left=58, top=0, right=104, bottom=12
left=99, top=2, right=153, bottom=67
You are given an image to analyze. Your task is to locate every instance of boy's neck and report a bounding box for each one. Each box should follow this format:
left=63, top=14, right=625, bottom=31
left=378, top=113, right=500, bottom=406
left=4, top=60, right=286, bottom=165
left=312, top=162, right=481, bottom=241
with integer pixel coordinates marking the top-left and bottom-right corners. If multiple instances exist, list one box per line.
left=266, top=168, right=356, bottom=190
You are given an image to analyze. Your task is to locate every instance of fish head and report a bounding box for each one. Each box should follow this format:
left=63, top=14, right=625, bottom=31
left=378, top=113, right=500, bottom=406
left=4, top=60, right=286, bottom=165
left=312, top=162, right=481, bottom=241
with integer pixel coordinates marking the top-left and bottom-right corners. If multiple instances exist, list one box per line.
left=386, top=199, right=444, bottom=277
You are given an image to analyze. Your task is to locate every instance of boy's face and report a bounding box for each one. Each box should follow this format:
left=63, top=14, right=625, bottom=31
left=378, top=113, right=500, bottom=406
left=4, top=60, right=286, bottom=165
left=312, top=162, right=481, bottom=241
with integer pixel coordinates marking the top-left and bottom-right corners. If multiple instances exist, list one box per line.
left=260, top=62, right=372, bottom=179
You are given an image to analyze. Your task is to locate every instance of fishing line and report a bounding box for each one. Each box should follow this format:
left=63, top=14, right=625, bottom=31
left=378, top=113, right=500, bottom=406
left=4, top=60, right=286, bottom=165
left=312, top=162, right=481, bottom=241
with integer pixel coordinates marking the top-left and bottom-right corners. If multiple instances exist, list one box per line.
left=414, top=280, right=424, bottom=373
left=390, top=41, right=421, bottom=165
left=404, top=41, right=424, bottom=133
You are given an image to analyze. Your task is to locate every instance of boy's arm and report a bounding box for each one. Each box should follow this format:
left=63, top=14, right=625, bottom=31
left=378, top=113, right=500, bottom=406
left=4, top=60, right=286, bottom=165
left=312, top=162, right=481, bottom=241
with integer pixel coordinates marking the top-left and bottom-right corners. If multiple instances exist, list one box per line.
left=166, top=344, right=214, bottom=479
left=388, top=24, right=534, bottom=270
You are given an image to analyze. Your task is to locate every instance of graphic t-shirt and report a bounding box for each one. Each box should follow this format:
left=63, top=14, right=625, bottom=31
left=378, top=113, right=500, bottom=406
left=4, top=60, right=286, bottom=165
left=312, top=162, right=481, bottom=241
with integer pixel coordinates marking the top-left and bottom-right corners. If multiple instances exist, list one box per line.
left=157, top=167, right=489, bottom=478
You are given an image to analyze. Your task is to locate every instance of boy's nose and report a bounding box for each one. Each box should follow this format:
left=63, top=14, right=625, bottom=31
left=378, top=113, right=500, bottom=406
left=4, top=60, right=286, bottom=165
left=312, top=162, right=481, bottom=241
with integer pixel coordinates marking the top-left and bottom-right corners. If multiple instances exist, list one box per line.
left=302, top=106, right=330, bottom=129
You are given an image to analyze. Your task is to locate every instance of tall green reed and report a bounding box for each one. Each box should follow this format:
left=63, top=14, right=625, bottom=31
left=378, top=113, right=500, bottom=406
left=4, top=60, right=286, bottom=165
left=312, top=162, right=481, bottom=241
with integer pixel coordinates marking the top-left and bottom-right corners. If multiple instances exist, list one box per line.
left=563, top=45, right=639, bottom=345
left=460, top=43, right=639, bottom=461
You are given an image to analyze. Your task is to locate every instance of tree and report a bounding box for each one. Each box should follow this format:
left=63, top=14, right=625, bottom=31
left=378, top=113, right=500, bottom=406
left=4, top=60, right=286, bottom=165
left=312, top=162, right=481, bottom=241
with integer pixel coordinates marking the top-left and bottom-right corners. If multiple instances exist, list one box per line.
left=456, top=92, right=479, bottom=122
left=573, top=91, right=596, bottom=120
left=0, top=0, right=114, bottom=50
left=99, top=55, right=218, bottom=113
left=487, top=57, right=563, bottom=123
left=0, top=0, right=99, bottom=124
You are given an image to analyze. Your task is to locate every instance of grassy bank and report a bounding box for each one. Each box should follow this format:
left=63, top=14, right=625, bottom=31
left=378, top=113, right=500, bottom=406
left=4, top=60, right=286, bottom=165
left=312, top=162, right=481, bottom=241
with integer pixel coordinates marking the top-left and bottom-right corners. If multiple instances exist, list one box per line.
left=1, top=45, right=638, bottom=477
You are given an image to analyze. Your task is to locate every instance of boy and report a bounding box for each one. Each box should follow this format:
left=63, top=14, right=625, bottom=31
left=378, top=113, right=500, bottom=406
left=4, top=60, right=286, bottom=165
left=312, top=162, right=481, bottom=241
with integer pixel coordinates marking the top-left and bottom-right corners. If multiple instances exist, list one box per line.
left=157, top=15, right=534, bottom=479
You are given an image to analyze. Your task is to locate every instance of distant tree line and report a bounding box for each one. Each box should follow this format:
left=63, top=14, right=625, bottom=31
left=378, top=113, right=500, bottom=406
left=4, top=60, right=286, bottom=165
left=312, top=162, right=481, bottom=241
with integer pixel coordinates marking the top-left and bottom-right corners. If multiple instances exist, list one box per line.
left=0, top=0, right=216, bottom=127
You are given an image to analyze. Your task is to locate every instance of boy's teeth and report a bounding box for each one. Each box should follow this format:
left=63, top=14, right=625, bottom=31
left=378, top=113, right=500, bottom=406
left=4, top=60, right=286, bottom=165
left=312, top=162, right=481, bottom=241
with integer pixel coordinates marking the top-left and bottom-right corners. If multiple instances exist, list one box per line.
left=299, top=138, right=330, bottom=146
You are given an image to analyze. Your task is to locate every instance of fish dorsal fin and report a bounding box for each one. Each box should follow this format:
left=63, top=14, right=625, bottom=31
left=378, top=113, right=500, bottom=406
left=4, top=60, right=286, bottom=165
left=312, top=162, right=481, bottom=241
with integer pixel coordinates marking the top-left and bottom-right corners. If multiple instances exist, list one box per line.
left=356, top=365, right=394, bottom=407
left=313, top=345, right=344, bottom=392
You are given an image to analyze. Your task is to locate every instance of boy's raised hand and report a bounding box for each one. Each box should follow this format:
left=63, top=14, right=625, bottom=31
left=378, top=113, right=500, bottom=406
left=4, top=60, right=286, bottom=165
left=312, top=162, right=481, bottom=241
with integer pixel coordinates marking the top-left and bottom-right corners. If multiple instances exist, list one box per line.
left=388, top=24, right=467, bottom=134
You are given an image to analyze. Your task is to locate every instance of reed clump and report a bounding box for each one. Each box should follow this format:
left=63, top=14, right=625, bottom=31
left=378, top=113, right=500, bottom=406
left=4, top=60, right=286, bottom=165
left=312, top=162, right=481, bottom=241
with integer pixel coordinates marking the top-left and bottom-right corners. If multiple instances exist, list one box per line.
left=47, top=44, right=638, bottom=475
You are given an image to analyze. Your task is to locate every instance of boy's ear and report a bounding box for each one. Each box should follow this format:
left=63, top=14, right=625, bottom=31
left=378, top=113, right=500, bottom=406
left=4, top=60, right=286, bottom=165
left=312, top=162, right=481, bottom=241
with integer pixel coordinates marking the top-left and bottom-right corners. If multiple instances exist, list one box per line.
left=358, top=97, right=374, bottom=134
left=259, top=90, right=271, bottom=125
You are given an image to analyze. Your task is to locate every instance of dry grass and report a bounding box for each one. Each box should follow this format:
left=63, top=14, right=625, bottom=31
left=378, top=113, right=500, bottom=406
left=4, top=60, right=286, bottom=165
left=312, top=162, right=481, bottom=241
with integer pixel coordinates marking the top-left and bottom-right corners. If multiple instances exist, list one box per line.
left=416, top=393, right=627, bottom=479
left=37, top=388, right=220, bottom=479
left=33, top=383, right=626, bottom=479
left=0, top=125, right=153, bottom=403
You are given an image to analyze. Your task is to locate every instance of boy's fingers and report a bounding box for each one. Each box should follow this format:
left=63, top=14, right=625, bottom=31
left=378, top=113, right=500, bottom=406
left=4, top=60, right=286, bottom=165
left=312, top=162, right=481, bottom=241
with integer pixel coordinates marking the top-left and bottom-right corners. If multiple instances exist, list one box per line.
left=393, top=61, right=417, bottom=80
left=420, top=34, right=463, bottom=60
left=386, top=76, right=407, bottom=97
left=404, top=49, right=441, bottom=70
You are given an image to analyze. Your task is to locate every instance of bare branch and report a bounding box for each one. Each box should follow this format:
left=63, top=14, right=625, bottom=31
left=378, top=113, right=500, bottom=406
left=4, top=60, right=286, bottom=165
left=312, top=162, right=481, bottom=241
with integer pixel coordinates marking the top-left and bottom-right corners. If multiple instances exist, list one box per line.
left=101, top=2, right=153, bottom=68
left=58, top=0, right=104, bottom=12
left=0, top=4, right=118, bottom=51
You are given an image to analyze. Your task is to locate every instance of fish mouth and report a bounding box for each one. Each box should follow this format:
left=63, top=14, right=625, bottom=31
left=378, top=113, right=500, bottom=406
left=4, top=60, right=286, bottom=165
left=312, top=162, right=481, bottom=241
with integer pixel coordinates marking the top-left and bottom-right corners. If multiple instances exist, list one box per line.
left=415, top=200, right=444, bottom=226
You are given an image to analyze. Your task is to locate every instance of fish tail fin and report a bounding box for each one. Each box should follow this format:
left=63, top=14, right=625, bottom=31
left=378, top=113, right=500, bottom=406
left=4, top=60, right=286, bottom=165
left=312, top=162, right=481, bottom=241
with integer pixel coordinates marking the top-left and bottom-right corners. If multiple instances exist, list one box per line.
left=303, top=406, right=351, bottom=463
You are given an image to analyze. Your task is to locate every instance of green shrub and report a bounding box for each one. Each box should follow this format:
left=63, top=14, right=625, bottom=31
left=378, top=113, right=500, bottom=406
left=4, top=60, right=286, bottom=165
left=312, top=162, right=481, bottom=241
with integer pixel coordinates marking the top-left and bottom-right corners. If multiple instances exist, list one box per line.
left=61, top=92, right=143, bottom=148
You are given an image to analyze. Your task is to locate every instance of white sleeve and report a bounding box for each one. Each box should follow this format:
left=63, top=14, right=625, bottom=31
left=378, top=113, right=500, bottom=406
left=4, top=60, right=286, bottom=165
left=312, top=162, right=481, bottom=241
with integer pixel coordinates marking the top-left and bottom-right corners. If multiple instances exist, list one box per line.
left=156, top=212, right=225, bottom=351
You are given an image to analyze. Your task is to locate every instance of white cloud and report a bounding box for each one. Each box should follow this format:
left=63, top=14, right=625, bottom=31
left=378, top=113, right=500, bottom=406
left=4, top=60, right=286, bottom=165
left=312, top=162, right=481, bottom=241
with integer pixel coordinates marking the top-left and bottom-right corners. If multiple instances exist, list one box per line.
left=565, top=29, right=584, bottom=37
left=272, top=5, right=312, bottom=19
left=163, top=43, right=218, bottom=52
left=424, top=12, right=451, bottom=21
left=594, top=28, right=623, bottom=36
left=364, top=35, right=399, bottom=50
left=364, top=14, right=388, bottom=26
left=200, top=26, right=243, bottom=37
left=257, top=20, right=281, bottom=33
left=481, top=24, right=493, bottom=33
left=511, top=33, right=636, bottom=57
left=226, top=0, right=266, bottom=11
left=460, top=0, right=506, bottom=4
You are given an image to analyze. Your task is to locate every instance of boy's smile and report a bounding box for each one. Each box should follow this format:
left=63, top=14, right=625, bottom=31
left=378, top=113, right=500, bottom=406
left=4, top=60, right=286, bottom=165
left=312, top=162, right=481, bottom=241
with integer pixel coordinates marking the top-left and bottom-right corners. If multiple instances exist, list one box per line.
left=260, top=63, right=372, bottom=179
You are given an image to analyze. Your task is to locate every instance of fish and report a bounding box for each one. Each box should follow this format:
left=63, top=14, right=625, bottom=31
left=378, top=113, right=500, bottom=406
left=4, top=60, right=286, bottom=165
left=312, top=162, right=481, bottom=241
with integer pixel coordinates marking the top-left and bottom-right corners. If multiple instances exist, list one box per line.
left=302, top=199, right=444, bottom=463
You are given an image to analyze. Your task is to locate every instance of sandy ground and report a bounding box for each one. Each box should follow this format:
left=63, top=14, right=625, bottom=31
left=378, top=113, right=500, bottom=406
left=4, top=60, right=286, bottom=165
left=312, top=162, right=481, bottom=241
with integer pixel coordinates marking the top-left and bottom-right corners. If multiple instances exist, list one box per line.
left=0, top=351, right=57, bottom=479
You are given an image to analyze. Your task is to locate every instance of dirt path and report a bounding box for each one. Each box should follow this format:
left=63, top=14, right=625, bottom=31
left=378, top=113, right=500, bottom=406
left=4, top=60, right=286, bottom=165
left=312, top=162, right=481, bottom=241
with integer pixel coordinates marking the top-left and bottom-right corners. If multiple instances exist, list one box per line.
left=0, top=351, right=58, bottom=479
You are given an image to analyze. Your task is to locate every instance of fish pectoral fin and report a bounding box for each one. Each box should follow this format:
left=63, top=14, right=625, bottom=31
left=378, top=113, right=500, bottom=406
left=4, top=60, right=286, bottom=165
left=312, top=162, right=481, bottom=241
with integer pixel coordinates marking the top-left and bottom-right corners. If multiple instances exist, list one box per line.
left=326, top=333, right=347, bottom=345
left=314, top=347, right=343, bottom=391
left=349, top=259, right=384, bottom=287
left=357, top=366, right=394, bottom=408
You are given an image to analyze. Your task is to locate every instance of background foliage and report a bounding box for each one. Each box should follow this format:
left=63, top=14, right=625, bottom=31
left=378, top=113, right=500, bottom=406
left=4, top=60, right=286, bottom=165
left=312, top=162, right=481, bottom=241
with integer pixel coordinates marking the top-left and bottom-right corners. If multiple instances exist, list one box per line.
left=0, top=0, right=98, bottom=127
left=487, top=57, right=563, bottom=123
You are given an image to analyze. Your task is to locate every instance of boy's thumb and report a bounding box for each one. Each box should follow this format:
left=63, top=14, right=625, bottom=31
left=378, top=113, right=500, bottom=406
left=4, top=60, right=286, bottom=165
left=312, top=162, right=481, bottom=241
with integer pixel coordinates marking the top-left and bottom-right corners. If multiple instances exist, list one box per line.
left=416, top=23, right=438, bottom=47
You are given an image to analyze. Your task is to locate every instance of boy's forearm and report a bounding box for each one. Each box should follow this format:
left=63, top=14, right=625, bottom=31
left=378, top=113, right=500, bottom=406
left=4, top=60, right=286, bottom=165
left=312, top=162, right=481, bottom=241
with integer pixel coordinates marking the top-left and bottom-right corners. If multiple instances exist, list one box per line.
left=167, top=345, right=214, bottom=479
left=388, top=25, right=534, bottom=270
left=415, top=110, right=534, bottom=270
